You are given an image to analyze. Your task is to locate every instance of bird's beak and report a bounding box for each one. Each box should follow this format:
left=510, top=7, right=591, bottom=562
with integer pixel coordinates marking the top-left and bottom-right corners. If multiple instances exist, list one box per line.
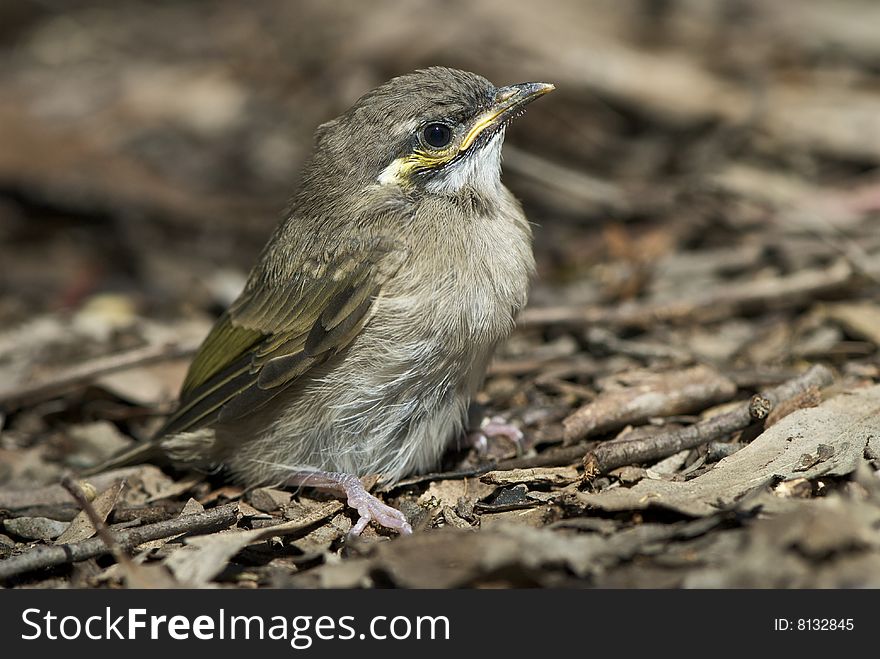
left=460, top=81, right=555, bottom=151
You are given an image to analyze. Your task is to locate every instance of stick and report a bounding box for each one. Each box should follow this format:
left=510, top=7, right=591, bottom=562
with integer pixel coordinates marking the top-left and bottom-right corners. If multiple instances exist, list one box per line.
left=563, top=365, right=737, bottom=443
left=380, top=466, right=494, bottom=491
left=0, top=503, right=239, bottom=582
left=502, top=145, right=628, bottom=211
left=381, top=442, right=598, bottom=492
left=582, top=364, right=834, bottom=478
left=518, top=261, right=856, bottom=330
left=496, top=443, right=595, bottom=470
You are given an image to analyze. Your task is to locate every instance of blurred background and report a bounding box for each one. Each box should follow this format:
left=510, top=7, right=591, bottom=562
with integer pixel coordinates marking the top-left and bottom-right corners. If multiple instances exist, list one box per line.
left=1, top=0, right=878, bottom=317
left=1, top=0, right=879, bottom=483
left=2, top=0, right=880, bottom=590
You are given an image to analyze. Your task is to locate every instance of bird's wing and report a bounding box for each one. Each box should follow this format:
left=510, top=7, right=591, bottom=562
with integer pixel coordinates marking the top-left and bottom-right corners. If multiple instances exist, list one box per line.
left=156, top=234, right=406, bottom=437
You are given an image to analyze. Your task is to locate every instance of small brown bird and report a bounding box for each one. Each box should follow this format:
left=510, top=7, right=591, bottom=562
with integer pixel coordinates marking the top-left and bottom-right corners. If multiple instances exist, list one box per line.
left=91, top=67, right=553, bottom=535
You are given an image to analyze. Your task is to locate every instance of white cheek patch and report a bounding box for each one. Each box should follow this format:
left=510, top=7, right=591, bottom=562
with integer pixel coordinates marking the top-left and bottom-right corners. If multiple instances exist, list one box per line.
left=377, top=157, right=409, bottom=186
left=425, top=130, right=505, bottom=195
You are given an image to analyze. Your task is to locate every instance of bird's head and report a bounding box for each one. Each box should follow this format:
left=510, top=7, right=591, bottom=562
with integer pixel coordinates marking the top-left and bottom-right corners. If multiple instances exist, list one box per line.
left=306, top=67, right=554, bottom=198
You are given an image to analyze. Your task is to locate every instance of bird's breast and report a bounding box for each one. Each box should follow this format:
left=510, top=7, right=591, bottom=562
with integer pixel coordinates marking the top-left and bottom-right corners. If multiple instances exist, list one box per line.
left=383, top=197, right=534, bottom=347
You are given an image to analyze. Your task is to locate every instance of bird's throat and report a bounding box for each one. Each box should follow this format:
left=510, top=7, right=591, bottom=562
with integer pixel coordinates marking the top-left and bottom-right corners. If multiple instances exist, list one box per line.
left=424, top=131, right=504, bottom=195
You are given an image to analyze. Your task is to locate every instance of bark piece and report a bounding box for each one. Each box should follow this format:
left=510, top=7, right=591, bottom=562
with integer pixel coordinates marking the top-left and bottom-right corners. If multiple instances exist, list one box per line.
left=480, top=466, right=580, bottom=487
left=563, top=365, right=737, bottom=443
left=578, top=383, right=879, bottom=516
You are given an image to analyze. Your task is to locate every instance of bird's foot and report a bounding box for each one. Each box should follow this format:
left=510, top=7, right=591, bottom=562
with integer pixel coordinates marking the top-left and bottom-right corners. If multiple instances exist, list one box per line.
left=466, top=415, right=525, bottom=456
left=284, top=470, right=412, bottom=536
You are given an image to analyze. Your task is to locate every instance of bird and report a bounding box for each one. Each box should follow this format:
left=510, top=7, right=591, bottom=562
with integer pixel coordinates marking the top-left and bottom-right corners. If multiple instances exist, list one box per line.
left=88, top=67, right=554, bottom=536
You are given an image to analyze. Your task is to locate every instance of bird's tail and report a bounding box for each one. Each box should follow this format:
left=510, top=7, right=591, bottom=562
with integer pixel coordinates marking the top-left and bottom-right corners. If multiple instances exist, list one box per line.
left=80, top=441, right=165, bottom=476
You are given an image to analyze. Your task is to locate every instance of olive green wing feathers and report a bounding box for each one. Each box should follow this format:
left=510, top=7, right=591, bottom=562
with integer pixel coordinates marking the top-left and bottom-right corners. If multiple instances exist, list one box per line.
left=155, top=236, right=405, bottom=438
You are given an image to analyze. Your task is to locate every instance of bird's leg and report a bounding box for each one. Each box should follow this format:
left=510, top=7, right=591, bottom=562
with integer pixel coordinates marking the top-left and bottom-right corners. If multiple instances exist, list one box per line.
left=283, top=470, right=412, bottom=536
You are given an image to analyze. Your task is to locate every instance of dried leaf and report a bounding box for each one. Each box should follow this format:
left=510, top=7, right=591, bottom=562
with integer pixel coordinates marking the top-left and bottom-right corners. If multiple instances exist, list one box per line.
left=55, top=480, right=124, bottom=544
left=246, top=487, right=293, bottom=513
left=417, top=478, right=494, bottom=510
left=3, top=516, right=69, bottom=541
left=305, top=518, right=720, bottom=588
left=163, top=502, right=341, bottom=585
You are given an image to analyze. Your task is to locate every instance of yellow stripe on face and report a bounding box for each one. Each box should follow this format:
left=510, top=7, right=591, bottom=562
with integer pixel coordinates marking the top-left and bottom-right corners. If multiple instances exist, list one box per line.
left=459, top=108, right=505, bottom=152
left=377, top=150, right=454, bottom=186
left=380, top=112, right=503, bottom=187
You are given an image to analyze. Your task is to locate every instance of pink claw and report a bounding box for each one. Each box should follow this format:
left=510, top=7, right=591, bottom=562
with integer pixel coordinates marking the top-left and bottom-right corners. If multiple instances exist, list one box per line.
left=284, top=470, right=412, bottom=536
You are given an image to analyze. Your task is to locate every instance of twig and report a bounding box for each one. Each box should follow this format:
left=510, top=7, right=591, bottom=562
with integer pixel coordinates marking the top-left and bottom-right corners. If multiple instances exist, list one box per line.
left=496, top=443, right=595, bottom=470
left=585, top=327, right=693, bottom=362
left=0, top=339, right=200, bottom=409
left=502, top=145, right=628, bottom=212
left=706, top=442, right=747, bottom=462
left=488, top=355, right=593, bottom=378
left=582, top=364, right=834, bottom=478
left=563, top=365, right=737, bottom=443
left=518, top=261, right=857, bottom=330
left=0, top=503, right=239, bottom=582
left=379, top=466, right=494, bottom=491
left=380, top=442, right=600, bottom=491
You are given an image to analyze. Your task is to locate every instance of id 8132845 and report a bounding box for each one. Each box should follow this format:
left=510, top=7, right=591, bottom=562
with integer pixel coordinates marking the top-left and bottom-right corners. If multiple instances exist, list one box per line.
left=774, top=618, right=855, bottom=631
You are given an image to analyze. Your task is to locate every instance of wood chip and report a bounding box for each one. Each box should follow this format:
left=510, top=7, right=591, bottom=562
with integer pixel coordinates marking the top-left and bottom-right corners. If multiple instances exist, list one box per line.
left=480, top=466, right=580, bottom=487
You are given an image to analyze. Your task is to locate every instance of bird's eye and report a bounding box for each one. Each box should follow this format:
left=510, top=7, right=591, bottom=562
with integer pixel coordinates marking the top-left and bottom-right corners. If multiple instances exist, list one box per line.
left=422, top=122, right=452, bottom=148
